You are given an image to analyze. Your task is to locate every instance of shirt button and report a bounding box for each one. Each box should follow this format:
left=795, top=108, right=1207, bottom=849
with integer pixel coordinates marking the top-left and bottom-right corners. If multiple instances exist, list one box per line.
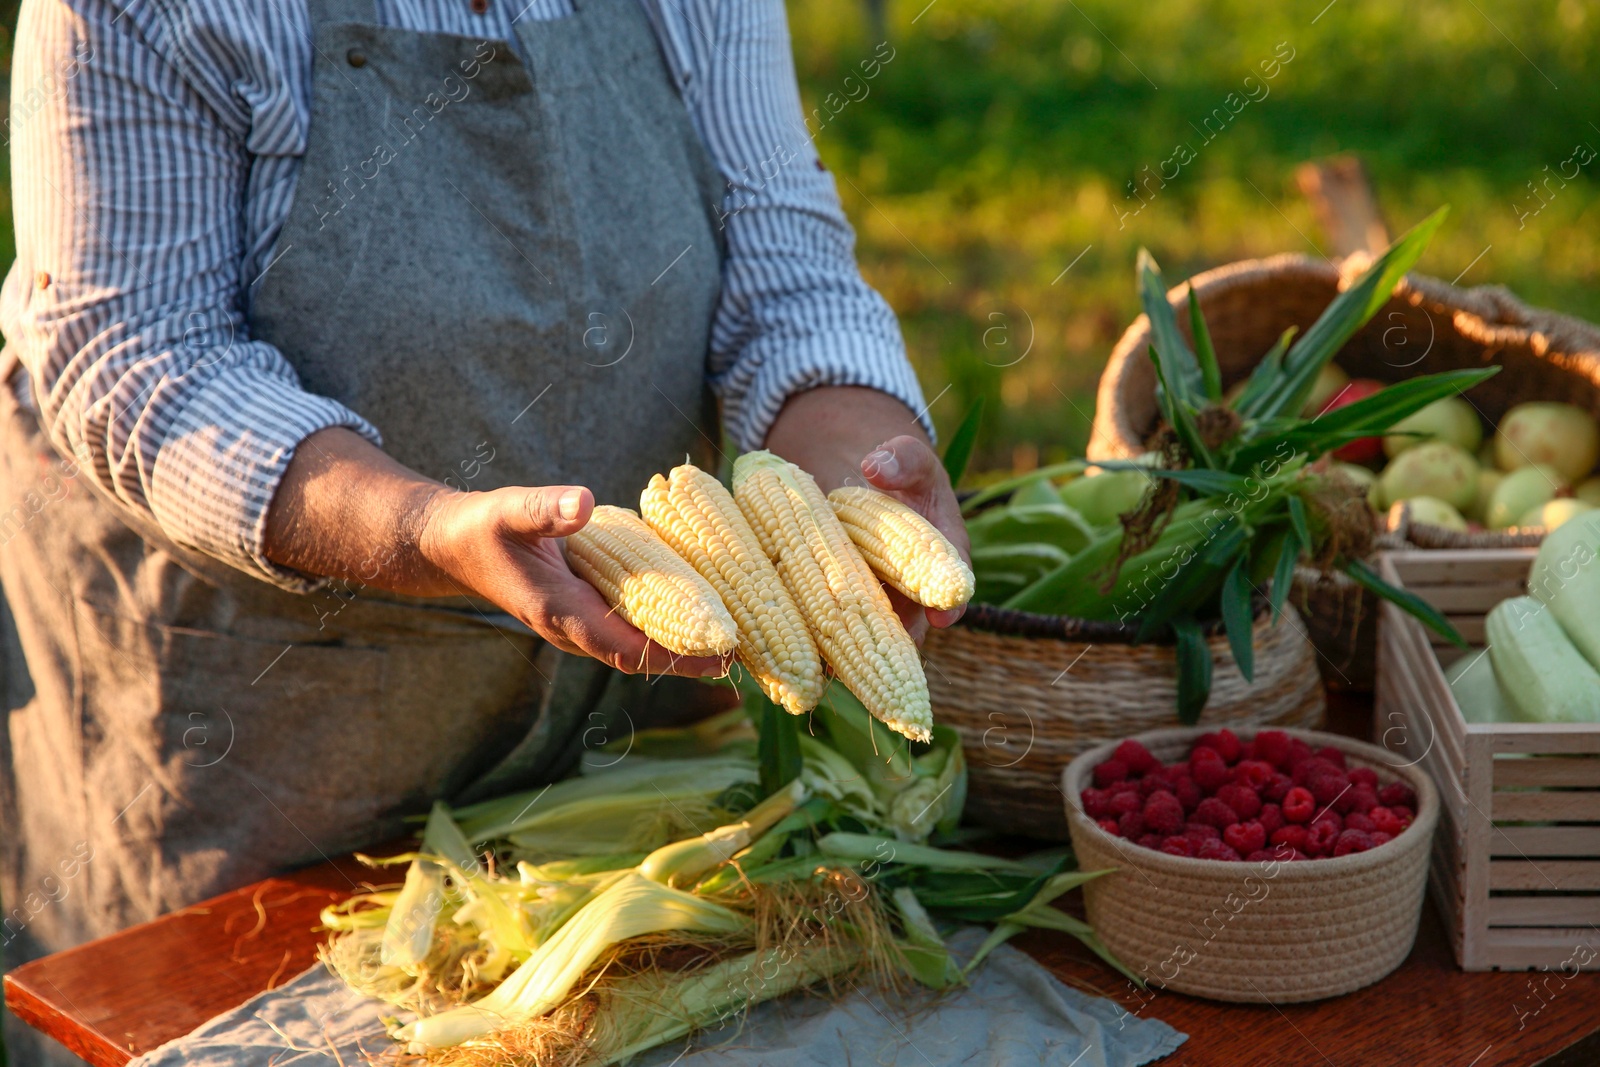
left=347, top=48, right=367, bottom=68
left=35, top=271, right=51, bottom=290
left=470, top=0, right=488, bottom=12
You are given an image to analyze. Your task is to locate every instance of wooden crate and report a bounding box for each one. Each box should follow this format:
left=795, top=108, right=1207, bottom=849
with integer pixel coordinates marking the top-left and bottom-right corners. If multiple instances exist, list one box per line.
left=1376, top=549, right=1600, bottom=972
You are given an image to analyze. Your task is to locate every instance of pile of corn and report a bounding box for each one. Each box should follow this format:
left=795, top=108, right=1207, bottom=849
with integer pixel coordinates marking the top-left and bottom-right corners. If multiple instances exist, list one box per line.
left=568, top=451, right=973, bottom=742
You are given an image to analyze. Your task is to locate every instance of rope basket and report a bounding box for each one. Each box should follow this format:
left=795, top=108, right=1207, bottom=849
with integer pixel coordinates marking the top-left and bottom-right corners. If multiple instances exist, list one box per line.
left=1087, top=253, right=1600, bottom=685
left=1064, top=726, right=1438, bottom=1003
left=923, top=603, right=1325, bottom=840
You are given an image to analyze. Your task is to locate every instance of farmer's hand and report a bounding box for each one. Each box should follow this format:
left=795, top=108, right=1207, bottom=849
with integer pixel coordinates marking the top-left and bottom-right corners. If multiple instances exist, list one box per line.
left=264, top=427, right=727, bottom=677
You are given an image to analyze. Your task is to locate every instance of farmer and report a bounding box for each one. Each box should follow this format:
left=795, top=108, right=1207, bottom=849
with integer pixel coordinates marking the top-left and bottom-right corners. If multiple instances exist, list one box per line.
left=0, top=2, right=965, bottom=1060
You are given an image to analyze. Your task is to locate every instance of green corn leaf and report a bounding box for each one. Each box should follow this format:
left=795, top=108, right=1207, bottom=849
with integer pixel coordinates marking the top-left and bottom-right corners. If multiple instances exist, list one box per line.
left=1259, top=207, right=1449, bottom=420
left=1093, top=462, right=1248, bottom=496
left=942, top=398, right=984, bottom=486
left=1287, top=495, right=1313, bottom=550
left=1189, top=289, right=1223, bottom=402
left=1137, top=248, right=1204, bottom=406
left=960, top=460, right=1089, bottom=515
left=1171, top=614, right=1213, bottom=726
left=1232, top=326, right=1298, bottom=419
left=1135, top=517, right=1247, bottom=642
left=1220, top=557, right=1255, bottom=683
left=1343, top=557, right=1468, bottom=647
left=1269, top=526, right=1302, bottom=622
left=1150, top=346, right=1216, bottom=469
left=755, top=690, right=803, bottom=797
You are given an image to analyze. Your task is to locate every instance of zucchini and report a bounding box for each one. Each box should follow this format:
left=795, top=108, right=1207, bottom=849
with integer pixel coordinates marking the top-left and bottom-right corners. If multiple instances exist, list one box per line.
left=1527, top=508, right=1600, bottom=670
left=1443, top=650, right=1512, bottom=724
left=1485, top=596, right=1600, bottom=723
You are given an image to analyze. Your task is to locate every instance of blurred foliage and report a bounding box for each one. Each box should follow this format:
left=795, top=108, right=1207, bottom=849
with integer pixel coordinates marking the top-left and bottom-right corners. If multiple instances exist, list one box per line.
left=789, top=0, right=1600, bottom=475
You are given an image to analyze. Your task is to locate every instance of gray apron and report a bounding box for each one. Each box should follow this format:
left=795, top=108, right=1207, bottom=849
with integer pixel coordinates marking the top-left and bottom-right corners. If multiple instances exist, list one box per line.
left=0, top=0, right=723, bottom=1051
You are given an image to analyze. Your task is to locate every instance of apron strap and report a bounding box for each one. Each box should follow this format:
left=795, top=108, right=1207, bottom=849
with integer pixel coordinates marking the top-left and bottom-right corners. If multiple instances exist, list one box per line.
left=305, top=0, right=374, bottom=28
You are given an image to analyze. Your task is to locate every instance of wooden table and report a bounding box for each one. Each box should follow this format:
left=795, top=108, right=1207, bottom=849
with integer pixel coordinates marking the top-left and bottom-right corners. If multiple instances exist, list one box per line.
left=8, top=693, right=1600, bottom=1066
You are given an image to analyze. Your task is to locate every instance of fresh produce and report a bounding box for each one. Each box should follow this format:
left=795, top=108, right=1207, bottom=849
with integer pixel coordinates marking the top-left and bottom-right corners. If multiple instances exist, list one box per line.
left=1317, top=378, right=1387, bottom=463
left=1390, top=496, right=1466, bottom=531
left=1469, top=468, right=1503, bottom=522
left=1376, top=441, right=1478, bottom=512
left=640, top=464, right=823, bottom=714
left=829, top=485, right=975, bottom=610
left=1058, top=466, right=1151, bottom=527
left=1383, top=396, right=1482, bottom=458
left=1445, top=652, right=1512, bottom=724
left=567, top=506, right=739, bottom=657
left=1485, top=596, right=1600, bottom=723
left=734, top=451, right=933, bottom=742
left=1495, top=402, right=1600, bottom=484
left=1528, top=507, right=1600, bottom=668
left=1519, top=497, right=1594, bottom=531
left=1484, top=464, right=1564, bottom=529
left=1302, top=362, right=1350, bottom=416
left=1079, top=730, right=1418, bottom=860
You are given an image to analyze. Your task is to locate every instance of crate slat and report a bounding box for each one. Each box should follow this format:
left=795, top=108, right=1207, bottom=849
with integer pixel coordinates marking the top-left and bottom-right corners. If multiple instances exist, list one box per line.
left=1489, top=896, right=1600, bottom=927
left=1494, top=756, right=1600, bottom=788
left=1492, top=790, right=1600, bottom=822
left=1483, top=726, right=1600, bottom=755
left=1481, top=929, right=1600, bottom=971
left=1490, top=825, right=1600, bottom=856
left=1489, top=860, right=1600, bottom=891
left=1412, top=581, right=1528, bottom=613
left=1385, top=550, right=1537, bottom=585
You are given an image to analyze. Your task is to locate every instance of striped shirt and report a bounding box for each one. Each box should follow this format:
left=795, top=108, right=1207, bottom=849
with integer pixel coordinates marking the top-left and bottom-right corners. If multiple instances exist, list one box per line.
left=0, top=0, right=925, bottom=587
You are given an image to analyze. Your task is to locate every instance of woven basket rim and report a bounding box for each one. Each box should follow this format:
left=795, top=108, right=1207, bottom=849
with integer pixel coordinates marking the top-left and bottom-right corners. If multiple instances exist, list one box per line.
left=1061, top=725, right=1439, bottom=878
left=955, top=598, right=1272, bottom=644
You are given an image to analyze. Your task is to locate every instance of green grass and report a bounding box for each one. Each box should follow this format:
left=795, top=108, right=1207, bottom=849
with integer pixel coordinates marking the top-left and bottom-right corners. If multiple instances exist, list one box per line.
left=788, top=0, right=1600, bottom=471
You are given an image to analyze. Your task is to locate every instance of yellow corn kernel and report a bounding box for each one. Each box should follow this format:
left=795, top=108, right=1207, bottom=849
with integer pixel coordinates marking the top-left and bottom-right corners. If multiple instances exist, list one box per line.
left=828, top=485, right=973, bottom=611
left=641, top=465, right=824, bottom=714
left=732, top=451, right=932, bottom=742
left=566, top=505, right=738, bottom=658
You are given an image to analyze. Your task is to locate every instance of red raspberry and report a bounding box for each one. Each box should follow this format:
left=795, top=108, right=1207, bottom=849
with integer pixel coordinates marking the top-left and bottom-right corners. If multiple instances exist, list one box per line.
left=1310, top=810, right=1343, bottom=834
left=1113, top=739, right=1161, bottom=776
left=1108, top=778, right=1142, bottom=795
left=1196, top=839, right=1242, bottom=861
left=1193, top=796, right=1239, bottom=829
left=1370, top=831, right=1394, bottom=847
left=1216, top=783, right=1263, bottom=820
left=1190, top=749, right=1231, bottom=792
left=1109, top=790, right=1143, bottom=817
left=1262, top=773, right=1293, bottom=803
left=1291, top=756, right=1336, bottom=786
left=1118, top=811, right=1145, bottom=838
left=1270, top=825, right=1309, bottom=852
left=1143, top=790, right=1186, bottom=835
left=1184, top=822, right=1221, bottom=842
left=1194, top=728, right=1243, bottom=765
left=1286, top=849, right=1312, bottom=860
left=1250, top=730, right=1293, bottom=770
left=1097, top=818, right=1121, bottom=835
left=1343, top=810, right=1376, bottom=834
left=1173, top=776, right=1203, bottom=812
left=1342, top=785, right=1380, bottom=815
left=1378, top=782, right=1417, bottom=810
left=1257, top=802, right=1285, bottom=836
left=1306, top=820, right=1340, bottom=856
left=1081, top=788, right=1113, bottom=820
left=1136, top=832, right=1165, bottom=850
left=1348, top=767, right=1379, bottom=790
left=1245, top=849, right=1280, bottom=862
left=1287, top=738, right=1315, bottom=767
left=1314, top=746, right=1347, bottom=769
left=1333, top=829, right=1375, bottom=856
left=1138, top=775, right=1169, bottom=797
left=1094, top=758, right=1130, bottom=788
left=1232, top=759, right=1275, bottom=791
left=1390, top=804, right=1415, bottom=826
left=1369, top=806, right=1406, bottom=836
left=1224, top=820, right=1267, bottom=855
left=1160, top=836, right=1197, bottom=857
left=1281, top=786, right=1315, bottom=823
left=1308, top=771, right=1350, bottom=807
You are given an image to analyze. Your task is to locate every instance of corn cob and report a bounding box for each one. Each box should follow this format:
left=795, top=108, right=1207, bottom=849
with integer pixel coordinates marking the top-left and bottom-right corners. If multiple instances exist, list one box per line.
left=732, top=451, right=932, bottom=742
left=640, top=465, right=824, bottom=714
left=566, top=505, right=738, bottom=658
left=828, top=486, right=974, bottom=611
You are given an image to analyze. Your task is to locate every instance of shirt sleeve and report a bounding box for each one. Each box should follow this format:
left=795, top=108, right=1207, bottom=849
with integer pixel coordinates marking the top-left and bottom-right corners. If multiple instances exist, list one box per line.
left=666, top=0, right=932, bottom=450
left=0, top=1, right=381, bottom=590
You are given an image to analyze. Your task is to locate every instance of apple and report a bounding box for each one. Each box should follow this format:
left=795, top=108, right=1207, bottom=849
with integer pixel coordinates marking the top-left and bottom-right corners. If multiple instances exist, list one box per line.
left=1317, top=378, right=1387, bottom=464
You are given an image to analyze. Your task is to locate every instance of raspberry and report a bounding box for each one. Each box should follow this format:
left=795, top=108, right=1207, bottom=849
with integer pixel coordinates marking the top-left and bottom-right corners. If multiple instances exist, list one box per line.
left=1292, top=757, right=1337, bottom=786
left=1250, top=730, right=1293, bottom=770
left=1196, top=839, right=1242, bottom=861
left=1343, top=785, right=1380, bottom=815
left=1257, top=802, right=1284, bottom=836
left=1287, top=738, right=1315, bottom=767
left=1118, top=811, right=1145, bottom=838
left=1370, top=831, right=1394, bottom=847
left=1286, top=849, right=1311, bottom=861
left=1094, top=758, right=1131, bottom=788
left=1270, top=825, right=1309, bottom=852
left=1143, top=790, right=1186, bottom=835
left=1306, top=820, right=1340, bottom=856
left=1195, top=728, right=1243, bottom=765
left=1333, top=829, right=1375, bottom=856
left=1216, top=783, right=1263, bottom=820
left=1113, top=739, right=1161, bottom=776
left=1136, top=833, right=1165, bottom=850
left=1390, top=804, right=1415, bottom=827
left=1379, top=782, right=1417, bottom=810
left=1190, top=749, right=1231, bottom=792
left=1369, top=806, right=1406, bottom=836
left=1160, top=836, right=1197, bottom=857
left=1173, top=776, right=1203, bottom=812
left=1109, top=790, right=1143, bottom=817
left=1262, top=773, right=1293, bottom=803
left=1245, top=849, right=1280, bottom=862
left=1108, top=778, right=1142, bottom=796
left=1139, top=775, right=1169, bottom=798
left=1232, top=759, right=1276, bottom=791
left=1308, top=771, right=1350, bottom=807
left=1193, top=796, right=1239, bottom=829
left=1281, top=786, right=1315, bottom=823
left=1081, top=788, right=1113, bottom=820
left=1343, top=810, right=1376, bottom=834
left=1184, top=821, right=1222, bottom=842
left=1224, top=820, right=1267, bottom=855
left=1097, top=818, right=1121, bottom=835
left=1314, top=746, right=1347, bottom=769
left=1310, top=810, right=1343, bottom=834
left=1348, top=767, right=1379, bottom=790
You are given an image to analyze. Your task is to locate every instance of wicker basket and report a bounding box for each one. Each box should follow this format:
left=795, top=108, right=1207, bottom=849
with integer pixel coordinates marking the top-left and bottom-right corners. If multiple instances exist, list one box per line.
left=923, top=603, right=1325, bottom=840
left=1087, top=253, right=1600, bottom=687
left=1063, top=726, right=1438, bottom=1003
